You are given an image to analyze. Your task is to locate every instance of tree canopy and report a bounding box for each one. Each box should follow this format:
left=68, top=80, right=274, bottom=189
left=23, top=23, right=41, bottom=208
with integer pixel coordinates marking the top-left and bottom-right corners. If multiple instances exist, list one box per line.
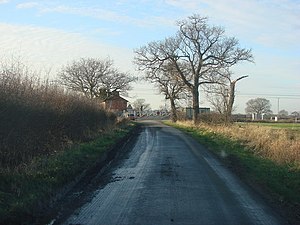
left=245, top=98, right=272, bottom=115
left=133, top=99, right=150, bottom=115
left=134, top=14, right=253, bottom=123
left=59, top=57, right=135, bottom=100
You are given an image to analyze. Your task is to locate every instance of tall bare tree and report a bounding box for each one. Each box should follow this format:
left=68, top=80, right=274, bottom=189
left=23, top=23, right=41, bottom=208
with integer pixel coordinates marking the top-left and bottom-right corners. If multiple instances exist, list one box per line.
left=134, top=15, right=253, bottom=124
left=59, top=58, right=135, bottom=100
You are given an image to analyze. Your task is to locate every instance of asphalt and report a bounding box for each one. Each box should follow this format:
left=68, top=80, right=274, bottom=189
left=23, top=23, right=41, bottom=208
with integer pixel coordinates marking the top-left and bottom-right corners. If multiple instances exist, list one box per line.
left=56, top=120, right=288, bottom=225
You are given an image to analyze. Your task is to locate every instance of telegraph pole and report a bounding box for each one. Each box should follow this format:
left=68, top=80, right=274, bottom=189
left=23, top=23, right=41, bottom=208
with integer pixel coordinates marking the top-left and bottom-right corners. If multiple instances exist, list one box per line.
left=277, top=97, right=280, bottom=115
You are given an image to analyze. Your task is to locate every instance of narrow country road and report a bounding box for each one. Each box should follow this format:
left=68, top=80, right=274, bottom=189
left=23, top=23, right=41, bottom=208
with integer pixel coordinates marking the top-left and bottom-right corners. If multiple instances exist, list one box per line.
left=57, top=121, right=287, bottom=225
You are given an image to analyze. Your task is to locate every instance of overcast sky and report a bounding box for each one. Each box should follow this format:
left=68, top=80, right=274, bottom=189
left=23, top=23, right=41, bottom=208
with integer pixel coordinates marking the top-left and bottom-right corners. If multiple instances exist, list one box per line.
left=0, top=0, right=299, bottom=113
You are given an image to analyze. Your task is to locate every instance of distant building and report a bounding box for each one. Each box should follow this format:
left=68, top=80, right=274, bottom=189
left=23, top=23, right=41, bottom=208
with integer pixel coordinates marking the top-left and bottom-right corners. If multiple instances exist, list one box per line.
left=125, top=104, right=136, bottom=119
left=127, top=104, right=134, bottom=114
left=186, top=107, right=210, bottom=119
left=103, top=91, right=128, bottom=116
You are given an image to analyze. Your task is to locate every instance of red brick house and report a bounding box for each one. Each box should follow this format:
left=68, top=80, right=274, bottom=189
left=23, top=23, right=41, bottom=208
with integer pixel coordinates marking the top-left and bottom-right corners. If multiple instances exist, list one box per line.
left=103, top=91, right=128, bottom=115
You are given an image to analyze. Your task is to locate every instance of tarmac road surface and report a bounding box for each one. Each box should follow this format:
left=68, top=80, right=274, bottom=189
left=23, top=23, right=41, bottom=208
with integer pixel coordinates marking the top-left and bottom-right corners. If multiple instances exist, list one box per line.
left=58, top=120, right=287, bottom=225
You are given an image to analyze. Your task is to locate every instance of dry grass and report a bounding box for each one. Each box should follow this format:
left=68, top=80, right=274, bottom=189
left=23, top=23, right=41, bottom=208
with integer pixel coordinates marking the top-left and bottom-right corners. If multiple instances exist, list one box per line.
left=176, top=121, right=300, bottom=167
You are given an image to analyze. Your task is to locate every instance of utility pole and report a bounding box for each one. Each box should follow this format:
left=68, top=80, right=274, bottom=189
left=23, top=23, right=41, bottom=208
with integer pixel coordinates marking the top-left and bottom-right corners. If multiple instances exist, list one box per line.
left=277, top=98, right=280, bottom=115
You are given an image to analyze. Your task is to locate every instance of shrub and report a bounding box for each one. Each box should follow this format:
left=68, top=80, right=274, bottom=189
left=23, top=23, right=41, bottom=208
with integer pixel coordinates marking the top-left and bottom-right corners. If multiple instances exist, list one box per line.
left=0, top=61, right=116, bottom=170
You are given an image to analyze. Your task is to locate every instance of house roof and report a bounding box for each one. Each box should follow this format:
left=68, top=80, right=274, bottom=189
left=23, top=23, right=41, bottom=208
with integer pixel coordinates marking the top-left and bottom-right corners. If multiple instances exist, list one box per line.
left=104, top=94, right=128, bottom=102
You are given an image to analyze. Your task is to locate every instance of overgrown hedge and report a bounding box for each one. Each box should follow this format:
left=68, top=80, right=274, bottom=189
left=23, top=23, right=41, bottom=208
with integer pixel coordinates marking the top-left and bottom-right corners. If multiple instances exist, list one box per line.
left=0, top=69, right=116, bottom=169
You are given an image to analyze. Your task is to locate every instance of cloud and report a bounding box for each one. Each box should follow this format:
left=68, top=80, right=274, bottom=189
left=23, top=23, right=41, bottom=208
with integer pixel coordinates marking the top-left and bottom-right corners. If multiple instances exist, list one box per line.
left=164, top=0, right=300, bottom=50
left=92, top=28, right=122, bottom=37
left=16, top=2, right=125, bottom=22
left=15, top=0, right=300, bottom=47
left=165, top=0, right=204, bottom=10
left=15, top=1, right=175, bottom=28
left=16, top=2, right=38, bottom=9
left=0, top=0, right=9, bottom=4
left=0, top=22, right=135, bottom=77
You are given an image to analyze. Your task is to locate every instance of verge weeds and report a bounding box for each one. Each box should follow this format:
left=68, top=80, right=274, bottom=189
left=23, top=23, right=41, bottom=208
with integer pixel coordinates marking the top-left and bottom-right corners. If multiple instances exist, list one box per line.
left=0, top=123, right=136, bottom=225
left=165, top=121, right=300, bottom=225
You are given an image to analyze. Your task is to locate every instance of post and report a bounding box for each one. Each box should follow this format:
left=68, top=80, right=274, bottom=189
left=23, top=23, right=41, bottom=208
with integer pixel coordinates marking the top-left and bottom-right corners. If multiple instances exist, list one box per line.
left=277, top=98, right=280, bottom=116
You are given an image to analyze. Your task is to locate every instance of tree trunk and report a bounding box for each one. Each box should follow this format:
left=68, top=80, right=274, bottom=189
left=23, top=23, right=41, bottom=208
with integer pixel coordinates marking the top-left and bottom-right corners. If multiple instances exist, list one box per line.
left=170, top=98, right=177, bottom=122
left=225, top=75, right=248, bottom=124
left=226, top=82, right=235, bottom=123
left=192, top=87, right=200, bottom=124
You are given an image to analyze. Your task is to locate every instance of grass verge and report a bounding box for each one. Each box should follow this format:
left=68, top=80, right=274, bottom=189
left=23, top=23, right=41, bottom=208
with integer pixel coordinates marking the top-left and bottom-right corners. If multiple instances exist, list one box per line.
left=0, top=122, right=137, bottom=225
left=165, top=121, right=300, bottom=225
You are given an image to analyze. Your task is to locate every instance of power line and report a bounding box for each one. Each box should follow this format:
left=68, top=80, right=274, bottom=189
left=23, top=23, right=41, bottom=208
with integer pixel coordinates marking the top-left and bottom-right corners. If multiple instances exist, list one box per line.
left=236, top=93, right=300, bottom=99
left=237, top=93, right=300, bottom=97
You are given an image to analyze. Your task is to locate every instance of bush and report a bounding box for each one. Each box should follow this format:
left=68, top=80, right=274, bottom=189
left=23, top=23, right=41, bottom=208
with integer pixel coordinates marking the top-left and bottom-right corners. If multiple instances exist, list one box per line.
left=199, top=112, right=226, bottom=124
left=0, top=62, right=116, bottom=170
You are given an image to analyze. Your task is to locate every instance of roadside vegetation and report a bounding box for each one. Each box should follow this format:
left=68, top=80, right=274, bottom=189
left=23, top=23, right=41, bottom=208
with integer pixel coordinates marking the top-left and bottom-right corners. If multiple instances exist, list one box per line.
left=0, top=59, right=136, bottom=224
left=186, top=121, right=300, bottom=166
left=0, top=62, right=117, bottom=170
left=0, top=125, right=135, bottom=224
left=165, top=120, right=300, bottom=224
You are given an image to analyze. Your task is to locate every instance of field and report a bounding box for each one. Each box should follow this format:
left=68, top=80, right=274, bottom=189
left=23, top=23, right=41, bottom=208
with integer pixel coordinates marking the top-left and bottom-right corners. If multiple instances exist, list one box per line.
left=238, top=122, right=300, bottom=130
left=236, top=122, right=300, bottom=145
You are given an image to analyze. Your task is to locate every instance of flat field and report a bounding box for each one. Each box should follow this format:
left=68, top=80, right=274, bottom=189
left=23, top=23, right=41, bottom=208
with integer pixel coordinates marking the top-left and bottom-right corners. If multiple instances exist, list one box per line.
left=237, top=122, right=300, bottom=141
left=237, top=122, right=300, bottom=130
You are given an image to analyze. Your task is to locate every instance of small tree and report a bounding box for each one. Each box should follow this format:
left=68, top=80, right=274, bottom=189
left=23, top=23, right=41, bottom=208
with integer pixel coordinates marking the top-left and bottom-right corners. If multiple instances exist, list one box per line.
left=278, top=109, right=289, bottom=117
left=291, top=111, right=300, bottom=122
left=245, top=98, right=272, bottom=116
left=59, top=57, right=135, bottom=100
left=291, top=111, right=299, bottom=117
left=144, top=63, right=189, bottom=122
left=133, top=99, right=150, bottom=116
left=206, top=70, right=248, bottom=123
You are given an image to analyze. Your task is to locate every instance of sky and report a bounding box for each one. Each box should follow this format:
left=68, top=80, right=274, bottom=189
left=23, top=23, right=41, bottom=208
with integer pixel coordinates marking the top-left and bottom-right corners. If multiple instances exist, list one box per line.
left=0, top=0, right=299, bottom=114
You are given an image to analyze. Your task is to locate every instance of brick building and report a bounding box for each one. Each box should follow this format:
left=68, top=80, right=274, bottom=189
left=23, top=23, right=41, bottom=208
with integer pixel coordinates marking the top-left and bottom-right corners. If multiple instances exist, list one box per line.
left=103, top=91, right=128, bottom=115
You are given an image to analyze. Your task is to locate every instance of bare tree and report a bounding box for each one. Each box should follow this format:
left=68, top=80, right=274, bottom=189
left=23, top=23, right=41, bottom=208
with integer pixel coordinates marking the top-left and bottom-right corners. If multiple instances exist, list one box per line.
left=206, top=75, right=248, bottom=123
left=206, top=84, right=228, bottom=114
left=291, top=111, right=300, bottom=117
left=144, top=63, right=189, bottom=122
left=59, top=57, right=135, bottom=100
left=134, top=15, right=253, bottom=124
left=226, top=75, right=248, bottom=120
left=245, top=98, right=272, bottom=115
left=133, top=98, right=150, bottom=116
left=207, top=72, right=248, bottom=123
left=278, top=109, right=289, bottom=117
